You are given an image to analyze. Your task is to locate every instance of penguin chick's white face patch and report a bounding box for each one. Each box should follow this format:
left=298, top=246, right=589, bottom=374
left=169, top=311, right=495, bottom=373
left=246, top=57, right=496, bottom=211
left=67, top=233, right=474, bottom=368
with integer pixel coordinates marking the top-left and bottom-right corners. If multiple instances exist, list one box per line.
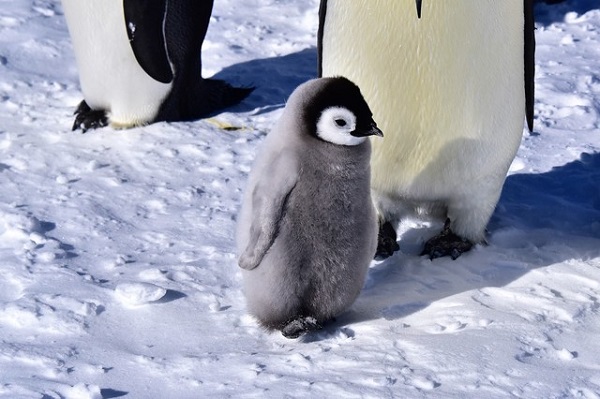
left=316, top=106, right=365, bottom=146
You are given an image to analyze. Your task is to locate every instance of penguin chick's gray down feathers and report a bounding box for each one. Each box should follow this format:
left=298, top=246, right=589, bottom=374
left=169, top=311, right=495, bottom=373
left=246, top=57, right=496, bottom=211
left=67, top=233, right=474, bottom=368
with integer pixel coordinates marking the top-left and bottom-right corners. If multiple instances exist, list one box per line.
left=236, top=77, right=382, bottom=339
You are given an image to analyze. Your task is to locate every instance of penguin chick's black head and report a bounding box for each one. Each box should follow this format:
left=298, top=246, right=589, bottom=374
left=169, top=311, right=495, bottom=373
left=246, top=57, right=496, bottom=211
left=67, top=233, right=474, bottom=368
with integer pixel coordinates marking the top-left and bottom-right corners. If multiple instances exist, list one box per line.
left=301, top=76, right=382, bottom=143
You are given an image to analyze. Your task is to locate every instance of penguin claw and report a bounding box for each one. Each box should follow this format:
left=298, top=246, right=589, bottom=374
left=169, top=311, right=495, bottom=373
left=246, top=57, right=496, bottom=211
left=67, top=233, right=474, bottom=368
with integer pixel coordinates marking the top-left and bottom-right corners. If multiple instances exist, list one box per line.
left=72, top=100, right=108, bottom=133
left=420, top=219, right=473, bottom=260
left=375, top=221, right=400, bottom=259
left=281, top=316, right=322, bottom=339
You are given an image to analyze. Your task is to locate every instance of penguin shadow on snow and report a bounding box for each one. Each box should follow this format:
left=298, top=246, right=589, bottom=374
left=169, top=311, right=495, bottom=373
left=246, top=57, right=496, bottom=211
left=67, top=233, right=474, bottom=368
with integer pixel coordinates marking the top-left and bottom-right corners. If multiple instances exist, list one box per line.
left=340, top=152, right=600, bottom=326
left=210, top=48, right=318, bottom=115
left=534, top=0, right=598, bottom=26
left=492, top=151, right=600, bottom=237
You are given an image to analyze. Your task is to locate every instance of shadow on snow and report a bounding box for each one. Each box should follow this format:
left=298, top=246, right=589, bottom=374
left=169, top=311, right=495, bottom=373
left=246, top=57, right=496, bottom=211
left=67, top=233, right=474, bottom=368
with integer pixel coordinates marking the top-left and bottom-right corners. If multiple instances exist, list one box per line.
left=211, top=47, right=318, bottom=115
left=535, top=0, right=598, bottom=26
left=332, top=152, right=600, bottom=330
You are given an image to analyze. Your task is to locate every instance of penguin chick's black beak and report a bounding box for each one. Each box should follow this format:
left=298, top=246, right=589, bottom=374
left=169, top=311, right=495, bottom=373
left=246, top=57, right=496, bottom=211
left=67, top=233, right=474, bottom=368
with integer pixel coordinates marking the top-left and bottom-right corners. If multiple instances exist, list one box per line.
left=352, top=123, right=384, bottom=138
left=416, top=0, right=423, bottom=19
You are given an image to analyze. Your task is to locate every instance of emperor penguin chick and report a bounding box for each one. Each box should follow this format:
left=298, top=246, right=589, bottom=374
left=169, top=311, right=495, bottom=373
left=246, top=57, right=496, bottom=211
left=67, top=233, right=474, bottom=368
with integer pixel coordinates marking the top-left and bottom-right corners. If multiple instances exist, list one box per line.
left=236, top=77, right=383, bottom=339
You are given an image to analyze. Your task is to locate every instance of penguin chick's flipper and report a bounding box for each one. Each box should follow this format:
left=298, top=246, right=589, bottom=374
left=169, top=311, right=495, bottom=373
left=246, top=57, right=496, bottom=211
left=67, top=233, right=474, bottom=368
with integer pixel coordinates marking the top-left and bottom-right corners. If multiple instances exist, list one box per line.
left=238, top=151, right=299, bottom=270
left=123, top=0, right=173, bottom=84
left=72, top=100, right=108, bottom=133
left=281, top=317, right=322, bottom=339
left=420, top=218, right=473, bottom=260
left=375, top=220, right=400, bottom=259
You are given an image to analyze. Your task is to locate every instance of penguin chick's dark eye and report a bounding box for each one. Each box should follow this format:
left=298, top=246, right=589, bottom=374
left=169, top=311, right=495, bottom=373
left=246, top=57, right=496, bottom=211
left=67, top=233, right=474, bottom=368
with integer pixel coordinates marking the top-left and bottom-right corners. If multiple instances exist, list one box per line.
left=334, top=118, right=347, bottom=127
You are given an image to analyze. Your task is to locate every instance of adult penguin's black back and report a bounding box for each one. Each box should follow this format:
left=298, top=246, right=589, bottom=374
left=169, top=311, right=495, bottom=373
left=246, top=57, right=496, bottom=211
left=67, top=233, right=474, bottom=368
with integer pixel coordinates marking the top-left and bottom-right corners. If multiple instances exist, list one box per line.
left=524, top=0, right=535, bottom=132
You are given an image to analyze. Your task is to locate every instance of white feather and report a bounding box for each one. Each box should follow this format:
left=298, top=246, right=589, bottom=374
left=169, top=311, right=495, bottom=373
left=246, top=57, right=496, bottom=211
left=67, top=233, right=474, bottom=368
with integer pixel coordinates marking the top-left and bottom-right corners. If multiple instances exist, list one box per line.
left=316, top=106, right=366, bottom=146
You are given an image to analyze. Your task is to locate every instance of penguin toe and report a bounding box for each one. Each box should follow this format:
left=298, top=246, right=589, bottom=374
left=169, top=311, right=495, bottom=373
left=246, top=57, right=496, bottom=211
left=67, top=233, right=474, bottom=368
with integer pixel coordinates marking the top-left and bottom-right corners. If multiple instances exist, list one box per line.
left=375, top=221, right=400, bottom=259
left=420, top=219, right=473, bottom=260
left=281, top=316, right=322, bottom=339
left=72, top=100, right=108, bottom=133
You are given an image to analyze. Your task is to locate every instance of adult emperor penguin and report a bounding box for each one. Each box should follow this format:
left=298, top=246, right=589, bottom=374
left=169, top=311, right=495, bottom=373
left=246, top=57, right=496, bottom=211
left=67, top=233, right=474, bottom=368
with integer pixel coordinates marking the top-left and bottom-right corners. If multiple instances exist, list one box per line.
left=236, top=77, right=382, bottom=338
left=61, top=0, right=253, bottom=132
left=318, top=0, right=535, bottom=259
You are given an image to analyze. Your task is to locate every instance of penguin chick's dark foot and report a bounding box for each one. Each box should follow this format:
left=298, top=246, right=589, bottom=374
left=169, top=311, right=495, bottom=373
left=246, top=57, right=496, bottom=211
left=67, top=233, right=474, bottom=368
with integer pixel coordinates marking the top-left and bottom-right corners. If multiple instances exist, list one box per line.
left=375, top=221, right=400, bottom=259
left=281, top=316, right=322, bottom=339
left=72, top=100, right=108, bottom=133
left=421, top=219, right=473, bottom=260
left=203, top=79, right=254, bottom=113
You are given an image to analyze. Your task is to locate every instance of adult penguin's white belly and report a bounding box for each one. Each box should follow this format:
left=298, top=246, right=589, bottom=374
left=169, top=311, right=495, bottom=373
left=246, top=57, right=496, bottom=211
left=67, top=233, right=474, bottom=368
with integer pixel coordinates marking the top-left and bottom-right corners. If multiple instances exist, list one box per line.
left=320, top=0, right=529, bottom=259
left=62, top=0, right=171, bottom=128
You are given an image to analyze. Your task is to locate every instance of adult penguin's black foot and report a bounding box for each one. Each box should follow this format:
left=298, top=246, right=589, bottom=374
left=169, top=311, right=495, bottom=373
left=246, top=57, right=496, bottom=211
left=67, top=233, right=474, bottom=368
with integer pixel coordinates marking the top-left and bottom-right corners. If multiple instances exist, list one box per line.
left=421, top=218, right=473, bottom=260
left=72, top=100, right=108, bottom=133
left=375, top=220, right=400, bottom=259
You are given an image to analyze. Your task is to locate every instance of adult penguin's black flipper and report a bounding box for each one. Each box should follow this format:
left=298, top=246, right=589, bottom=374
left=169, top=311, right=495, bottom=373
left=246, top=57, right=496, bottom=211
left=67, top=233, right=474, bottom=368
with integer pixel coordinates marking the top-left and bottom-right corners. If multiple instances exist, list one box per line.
left=123, top=0, right=173, bottom=84
left=524, top=0, right=535, bottom=132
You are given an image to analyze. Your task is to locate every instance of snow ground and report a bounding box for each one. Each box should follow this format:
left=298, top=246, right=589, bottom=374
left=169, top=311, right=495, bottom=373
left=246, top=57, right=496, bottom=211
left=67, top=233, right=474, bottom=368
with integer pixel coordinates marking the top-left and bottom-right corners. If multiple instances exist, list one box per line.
left=0, top=0, right=599, bottom=398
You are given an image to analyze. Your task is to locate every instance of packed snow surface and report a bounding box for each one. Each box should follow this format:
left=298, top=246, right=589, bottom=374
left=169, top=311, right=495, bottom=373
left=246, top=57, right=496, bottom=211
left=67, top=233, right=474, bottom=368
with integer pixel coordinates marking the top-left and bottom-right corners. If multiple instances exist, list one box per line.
left=1, top=0, right=599, bottom=397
